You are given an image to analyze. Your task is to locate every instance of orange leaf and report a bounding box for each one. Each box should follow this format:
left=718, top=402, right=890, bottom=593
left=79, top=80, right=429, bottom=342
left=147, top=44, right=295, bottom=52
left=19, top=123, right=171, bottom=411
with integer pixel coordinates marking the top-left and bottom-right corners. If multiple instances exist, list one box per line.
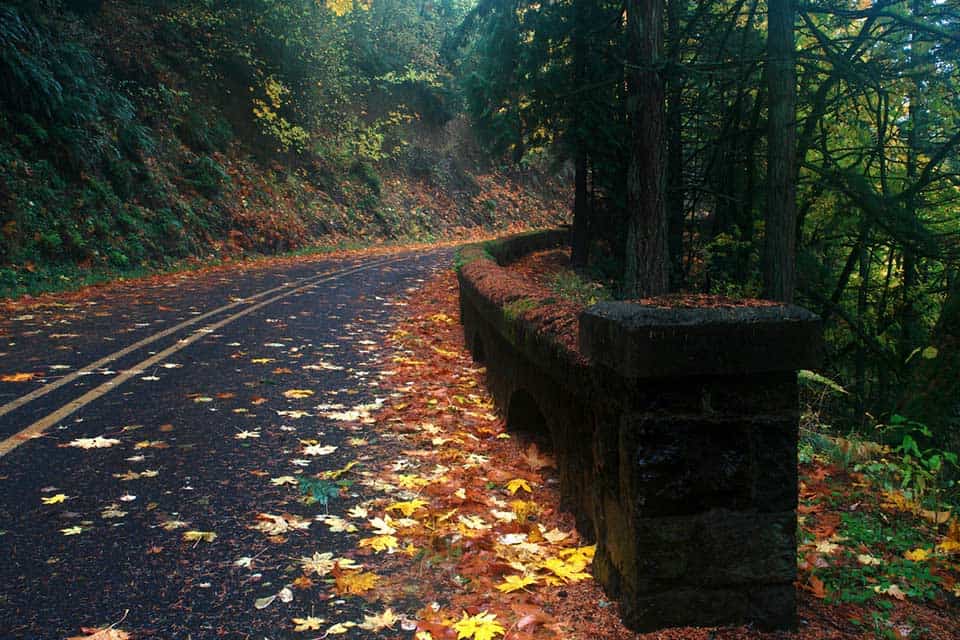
left=1, top=372, right=36, bottom=383
left=67, top=628, right=131, bottom=640
left=808, top=575, right=827, bottom=599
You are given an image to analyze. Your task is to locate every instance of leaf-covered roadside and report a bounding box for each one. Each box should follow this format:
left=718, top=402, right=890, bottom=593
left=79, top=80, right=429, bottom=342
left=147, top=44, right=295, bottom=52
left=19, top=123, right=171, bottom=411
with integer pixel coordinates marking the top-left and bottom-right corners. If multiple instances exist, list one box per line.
left=408, top=258, right=960, bottom=640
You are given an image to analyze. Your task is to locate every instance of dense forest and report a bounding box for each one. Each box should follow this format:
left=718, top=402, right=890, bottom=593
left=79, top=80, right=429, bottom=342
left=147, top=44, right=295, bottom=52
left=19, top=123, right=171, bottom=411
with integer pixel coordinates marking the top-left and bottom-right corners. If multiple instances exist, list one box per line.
left=2, top=2, right=960, bottom=637
left=1, top=1, right=958, bottom=470
left=0, top=0, right=565, bottom=295
left=454, top=0, right=959, bottom=456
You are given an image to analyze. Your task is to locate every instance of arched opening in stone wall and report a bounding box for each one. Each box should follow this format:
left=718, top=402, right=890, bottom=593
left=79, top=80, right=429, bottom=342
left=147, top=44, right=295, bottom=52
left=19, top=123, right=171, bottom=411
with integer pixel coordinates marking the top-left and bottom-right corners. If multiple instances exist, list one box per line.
left=471, top=332, right=486, bottom=363
left=506, top=389, right=548, bottom=437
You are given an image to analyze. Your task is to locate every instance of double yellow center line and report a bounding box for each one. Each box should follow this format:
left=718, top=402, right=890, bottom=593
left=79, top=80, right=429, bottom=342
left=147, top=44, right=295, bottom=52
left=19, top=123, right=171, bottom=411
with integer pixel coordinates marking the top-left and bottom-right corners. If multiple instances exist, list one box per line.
left=0, top=254, right=407, bottom=458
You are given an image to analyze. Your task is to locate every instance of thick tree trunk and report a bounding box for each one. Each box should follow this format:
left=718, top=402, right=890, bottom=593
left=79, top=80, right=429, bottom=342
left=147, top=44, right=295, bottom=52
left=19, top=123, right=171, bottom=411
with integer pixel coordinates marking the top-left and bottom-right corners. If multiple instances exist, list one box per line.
left=762, top=0, right=797, bottom=302
left=570, top=8, right=590, bottom=268
left=904, top=277, right=960, bottom=452
left=624, top=0, right=670, bottom=298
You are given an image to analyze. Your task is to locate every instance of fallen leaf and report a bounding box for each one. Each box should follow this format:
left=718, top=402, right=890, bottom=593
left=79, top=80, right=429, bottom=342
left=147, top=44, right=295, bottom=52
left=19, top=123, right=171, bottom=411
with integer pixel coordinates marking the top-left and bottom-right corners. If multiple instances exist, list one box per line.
left=506, top=478, right=532, bottom=495
left=496, top=574, right=539, bottom=593
left=67, top=628, right=131, bottom=640
left=324, top=622, right=357, bottom=635
left=291, top=575, right=315, bottom=590
left=252, top=513, right=311, bottom=536
left=182, top=530, right=217, bottom=543
left=387, top=499, right=428, bottom=517
left=358, top=608, right=398, bottom=631
left=300, top=552, right=336, bottom=576
left=283, top=389, right=315, bottom=399
left=809, top=575, right=827, bottom=599
left=292, top=616, right=324, bottom=632
left=873, top=583, right=907, bottom=600
left=452, top=611, right=505, bottom=640
left=334, top=570, right=379, bottom=595
left=904, top=548, right=931, bottom=562
left=1, top=372, right=36, bottom=382
left=302, top=443, right=337, bottom=456
left=359, top=534, right=398, bottom=552
left=64, top=436, right=121, bottom=449
left=42, top=493, right=68, bottom=505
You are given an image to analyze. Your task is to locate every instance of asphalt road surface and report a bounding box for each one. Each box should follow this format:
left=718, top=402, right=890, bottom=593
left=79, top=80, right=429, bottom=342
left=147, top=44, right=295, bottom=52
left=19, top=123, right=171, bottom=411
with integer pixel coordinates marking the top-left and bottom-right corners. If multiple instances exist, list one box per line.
left=0, top=247, right=453, bottom=639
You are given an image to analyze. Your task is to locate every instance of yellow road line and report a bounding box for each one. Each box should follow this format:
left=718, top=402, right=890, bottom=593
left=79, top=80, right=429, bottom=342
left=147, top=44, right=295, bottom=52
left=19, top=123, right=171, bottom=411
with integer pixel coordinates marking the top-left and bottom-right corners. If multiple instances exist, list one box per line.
left=0, top=256, right=396, bottom=422
left=0, top=255, right=407, bottom=458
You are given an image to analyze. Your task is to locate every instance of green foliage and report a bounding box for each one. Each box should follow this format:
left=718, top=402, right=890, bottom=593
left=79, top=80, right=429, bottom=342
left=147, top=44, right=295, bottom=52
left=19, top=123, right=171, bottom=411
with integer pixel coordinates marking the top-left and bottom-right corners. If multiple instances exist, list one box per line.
left=183, top=155, right=228, bottom=198
left=177, top=110, right=232, bottom=153
left=298, top=477, right=340, bottom=508
left=503, top=297, right=539, bottom=321
left=874, top=416, right=959, bottom=509
left=799, top=370, right=849, bottom=397
left=349, top=161, right=381, bottom=196
left=550, top=270, right=611, bottom=307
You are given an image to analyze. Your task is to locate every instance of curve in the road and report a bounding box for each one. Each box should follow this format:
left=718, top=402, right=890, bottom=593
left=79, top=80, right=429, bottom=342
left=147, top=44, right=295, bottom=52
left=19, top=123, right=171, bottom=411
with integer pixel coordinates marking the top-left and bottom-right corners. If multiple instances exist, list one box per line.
left=0, top=254, right=408, bottom=458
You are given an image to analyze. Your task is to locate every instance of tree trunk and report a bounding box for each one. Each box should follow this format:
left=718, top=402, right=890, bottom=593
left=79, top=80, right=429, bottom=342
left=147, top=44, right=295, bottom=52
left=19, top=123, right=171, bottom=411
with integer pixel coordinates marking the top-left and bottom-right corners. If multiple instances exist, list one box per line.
left=762, top=0, right=797, bottom=302
left=903, top=276, right=960, bottom=452
left=624, top=0, right=669, bottom=298
left=571, top=152, right=590, bottom=266
left=666, top=0, right=684, bottom=287
left=570, top=6, right=591, bottom=268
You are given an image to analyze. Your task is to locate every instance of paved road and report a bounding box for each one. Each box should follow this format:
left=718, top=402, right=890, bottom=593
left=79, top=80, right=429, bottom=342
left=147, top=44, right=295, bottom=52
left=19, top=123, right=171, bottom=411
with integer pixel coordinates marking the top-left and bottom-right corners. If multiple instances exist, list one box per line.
left=0, top=247, right=453, bottom=638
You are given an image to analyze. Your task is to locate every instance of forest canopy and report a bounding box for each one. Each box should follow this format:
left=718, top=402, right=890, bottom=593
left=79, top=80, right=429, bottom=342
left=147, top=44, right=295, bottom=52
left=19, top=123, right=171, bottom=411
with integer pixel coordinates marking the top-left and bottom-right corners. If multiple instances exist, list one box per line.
left=455, top=0, right=959, bottom=450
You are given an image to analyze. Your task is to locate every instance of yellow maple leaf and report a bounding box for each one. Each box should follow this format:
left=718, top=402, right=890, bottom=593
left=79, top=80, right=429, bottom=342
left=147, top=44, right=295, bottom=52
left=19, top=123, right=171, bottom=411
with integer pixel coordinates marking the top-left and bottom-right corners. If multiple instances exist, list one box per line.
left=182, top=530, right=217, bottom=543
left=358, top=607, right=398, bottom=631
left=61, top=526, right=83, bottom=536
left=334, top=570, right=379, bottom=595
left=539, top=557, right=592, bottom=583
left=292, top=616, right=324, bottom=631
left=387, top=499, right=428, bottom=517
left=396, top=474, right=430, bottom=489
left=510, top=500, right=540, bottom=522
left=904, top=548, right=931, bottom=562
left=42, top=493, right=68, bottom=505
left=358, top=534, right=398, bottom=552
left=452, top=611, right=505, bottom=640
left=506, top=478, right=532, bottom=495
left=559, top=544, right=596, bottom=565
left=936, top=539, right=960, bottom=554
left=496, top=574, right=539, bottom=593
left=283, top=389, right=314, bottom=399
left=251, top=358, right=274, bottom=364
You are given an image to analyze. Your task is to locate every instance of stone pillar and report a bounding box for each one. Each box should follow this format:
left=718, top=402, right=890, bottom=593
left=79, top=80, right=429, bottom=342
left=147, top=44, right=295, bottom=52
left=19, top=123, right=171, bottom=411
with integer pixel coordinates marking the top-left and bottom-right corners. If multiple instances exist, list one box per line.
left=580, top=302, right=821, bottom=631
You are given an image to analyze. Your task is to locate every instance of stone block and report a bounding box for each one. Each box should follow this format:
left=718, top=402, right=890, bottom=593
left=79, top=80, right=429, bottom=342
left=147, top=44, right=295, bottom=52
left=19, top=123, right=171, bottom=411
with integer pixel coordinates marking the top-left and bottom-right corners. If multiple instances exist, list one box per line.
left=580, top=301, right=822, bottom=379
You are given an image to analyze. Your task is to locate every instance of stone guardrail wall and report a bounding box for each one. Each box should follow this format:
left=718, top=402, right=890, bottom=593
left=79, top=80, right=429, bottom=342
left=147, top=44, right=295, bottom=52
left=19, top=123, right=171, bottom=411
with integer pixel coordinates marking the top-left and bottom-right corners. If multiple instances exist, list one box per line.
left=456, top=230, right=822, bottom=631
